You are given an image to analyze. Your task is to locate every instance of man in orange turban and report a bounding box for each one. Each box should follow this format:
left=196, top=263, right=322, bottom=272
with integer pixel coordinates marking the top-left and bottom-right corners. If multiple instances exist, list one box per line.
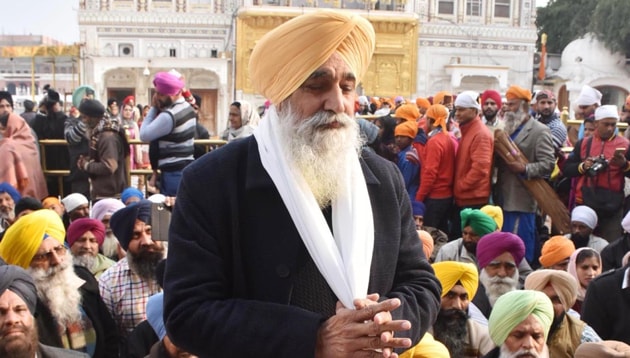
left=539, top=235, right=575, bottom=270
left=497, top=85, right=555, bottom=264
left=395, top=120, right=420, bottom=201
left=164, top=10, right=441, bottom=357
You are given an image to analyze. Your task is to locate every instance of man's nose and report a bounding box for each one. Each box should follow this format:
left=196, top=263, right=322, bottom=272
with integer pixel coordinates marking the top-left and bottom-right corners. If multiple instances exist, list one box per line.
left=324, top=87, right=345, bottom=114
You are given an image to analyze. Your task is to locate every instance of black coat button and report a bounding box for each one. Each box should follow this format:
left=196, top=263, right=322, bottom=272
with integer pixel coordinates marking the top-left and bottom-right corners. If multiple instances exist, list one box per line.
left=276, top=264, right=290, bottom=278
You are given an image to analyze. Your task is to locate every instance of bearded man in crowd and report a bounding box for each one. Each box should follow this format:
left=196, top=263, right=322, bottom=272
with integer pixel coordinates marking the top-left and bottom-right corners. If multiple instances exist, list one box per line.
left=90, top=198, right=126, bottom=261
left=98, top=199, right=163, bottom=339
left=0, top=209, right=118, bottom=357
left=0, top=264, right=90, bottom=358
left=67, top=218, right=116, bottom=278
left=163, top=10, right=441, bottom=357
left=525, top=270, right=601, bottom=358
left=485, top=290, right=553, bottom=358
left=0, top=182, right=20, bottom=233
left=495, top=85, right=555, bottom=264
left=476, top=232, right=526, bottom=307
left=431, top=261, right=494, bottom=357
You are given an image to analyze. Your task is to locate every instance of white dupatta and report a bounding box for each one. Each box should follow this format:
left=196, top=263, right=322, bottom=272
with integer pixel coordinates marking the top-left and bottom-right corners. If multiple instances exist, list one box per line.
left=253, top=106, right=374, bottom=309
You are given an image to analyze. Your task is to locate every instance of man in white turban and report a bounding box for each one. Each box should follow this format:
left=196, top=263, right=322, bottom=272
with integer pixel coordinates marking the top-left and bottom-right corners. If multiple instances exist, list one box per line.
left=525, top=270, right=601, bottom=358
left=565, top=205, right=609, bottom=252
left=485, top=290, right=554, bottom=358
left=163, top=10, right=441, bottom=357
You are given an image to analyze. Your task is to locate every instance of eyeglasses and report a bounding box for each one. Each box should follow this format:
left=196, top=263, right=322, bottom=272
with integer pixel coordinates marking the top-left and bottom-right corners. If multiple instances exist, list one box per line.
left=487, top=261, right=516, bottom=271
left=31, top=245, right=67, bottom=264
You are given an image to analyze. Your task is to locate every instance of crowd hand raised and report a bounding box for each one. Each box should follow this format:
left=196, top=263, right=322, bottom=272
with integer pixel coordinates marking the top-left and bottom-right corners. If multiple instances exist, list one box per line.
left=315, top=297, right=412, bottom=358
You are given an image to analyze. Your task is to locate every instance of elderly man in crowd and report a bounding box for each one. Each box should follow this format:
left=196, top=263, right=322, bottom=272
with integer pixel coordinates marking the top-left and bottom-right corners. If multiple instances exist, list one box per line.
left=91, top=198, right=126, bottom=262
left=98, top=199, right=163, bottom=340
left=539, top=235, right=576, bottom=270
left=67, top=218, right=116, bottom=278
left=431, top=261, right=495, bottom=358
left=484, top=290, right=553, bottom=358
left=0, top=209, right=118, bottom=357
left=496, top=85, right=555, bottom=265
left=476, top=232, right=526, bottom=309
left=524, top=270, right=601, bottom=358
left=0, top=183, right=20, bottom=233
left=61, top=193, right=90, bottom=223
left=163, top=10, right=441, bottom=358
left=565, top=205, right=609, bottom=252
left=0, top=265, right=90, bottom=358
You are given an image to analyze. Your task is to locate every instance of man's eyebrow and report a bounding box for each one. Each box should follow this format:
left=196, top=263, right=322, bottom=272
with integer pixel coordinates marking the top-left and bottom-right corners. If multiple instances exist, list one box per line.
left=343, top=72, right=357, bottom=82
left=306, top=69, right=333, bottom=80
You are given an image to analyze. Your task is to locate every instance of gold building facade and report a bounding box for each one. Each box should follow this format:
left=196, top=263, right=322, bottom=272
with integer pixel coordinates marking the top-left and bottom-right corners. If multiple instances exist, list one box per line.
left=236, top=7, right=418, bottom=100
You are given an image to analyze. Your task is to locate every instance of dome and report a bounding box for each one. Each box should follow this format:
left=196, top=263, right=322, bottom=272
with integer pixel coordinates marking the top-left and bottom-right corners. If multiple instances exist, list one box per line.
left=560, top=33, right=625, bottom=69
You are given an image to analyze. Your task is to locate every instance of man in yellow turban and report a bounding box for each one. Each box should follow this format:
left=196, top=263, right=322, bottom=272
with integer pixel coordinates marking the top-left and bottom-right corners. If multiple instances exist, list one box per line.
left=525, top=270, right=602, bottom=358
left=486, top=290, right=554, bottom=358
left=497, top=84, right=555, bottom=264
left=0, top=209, right=119, bottom=355
left=163, top=10, right=441, bottom=357
left=432, top=261, right=495, bottom=357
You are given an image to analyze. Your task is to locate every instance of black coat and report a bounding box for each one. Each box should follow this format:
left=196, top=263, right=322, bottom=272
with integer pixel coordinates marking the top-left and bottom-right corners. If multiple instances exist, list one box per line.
left=581, top=265, right=630, bottom=344
left=36, top=265, right=119, bottom=358
left=600, top=234, right=630, bottom=272
left=163, top=136, right=441, bottom=357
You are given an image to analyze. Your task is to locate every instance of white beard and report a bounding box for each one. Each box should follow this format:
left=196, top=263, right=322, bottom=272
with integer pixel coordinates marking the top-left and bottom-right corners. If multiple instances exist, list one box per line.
left=101, top=231, right=119, bottom=259
left=480, top=267, right=519, bottom=306
left=504, top=106, right=529, bottom=135
left=28, top=251, right=83, bottom=326
left=0, top=207, right=15, bottom=221
left=277, top=102, right=363, bottom=208
left=72, top=253, right=96, bottom=271
left=499, top=343, right=549, bottom=358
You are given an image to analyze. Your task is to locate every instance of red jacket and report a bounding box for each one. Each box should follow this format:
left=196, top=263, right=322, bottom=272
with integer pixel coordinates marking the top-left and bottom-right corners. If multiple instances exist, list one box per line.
left=454, top=117, right=494, bottom=207
left=416, top=131, right=456, bottom=201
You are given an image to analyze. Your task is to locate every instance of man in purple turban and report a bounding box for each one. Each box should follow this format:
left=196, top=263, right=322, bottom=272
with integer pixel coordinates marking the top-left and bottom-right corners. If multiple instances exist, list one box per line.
left=67, top=218, right=115, bottom=278
left=476, top=232, right=525, bottom=307
left=139, top=71, right=196, bottom=196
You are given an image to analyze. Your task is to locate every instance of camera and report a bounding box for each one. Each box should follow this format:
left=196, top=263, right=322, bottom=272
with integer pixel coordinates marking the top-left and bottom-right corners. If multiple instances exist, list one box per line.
left=586, top=155, right=609, bottom=177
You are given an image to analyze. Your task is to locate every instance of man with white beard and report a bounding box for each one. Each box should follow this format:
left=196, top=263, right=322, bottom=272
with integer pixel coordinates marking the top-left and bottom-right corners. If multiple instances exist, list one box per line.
left=476, top=232, right=525, bottom=307
left=484, top=290, right=553, bottom=358
left=90, top=198, right=126, bottom=261
left=495, top=85, right=555, bottom=265
left=0, top=182, right=20, bottom=233
left=67, top=218, right=116, bottom=278
left=0, top=209, right=119, bottom=357
left=98, top=199, right=163, bottom=339
left=162, top=10, right=441, bottom=358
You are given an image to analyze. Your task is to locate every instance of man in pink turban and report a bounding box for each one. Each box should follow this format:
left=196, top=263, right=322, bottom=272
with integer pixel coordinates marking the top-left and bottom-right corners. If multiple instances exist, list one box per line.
left=67, top=217, right=115, bottom=278
left=140, top=70, right=196, bottom=196
left=476, top=232, right=525, bottom=307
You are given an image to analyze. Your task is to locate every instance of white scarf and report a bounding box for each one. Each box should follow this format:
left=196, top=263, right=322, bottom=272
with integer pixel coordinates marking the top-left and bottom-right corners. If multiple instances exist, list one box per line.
left=254, top=106, right=374, bottom=309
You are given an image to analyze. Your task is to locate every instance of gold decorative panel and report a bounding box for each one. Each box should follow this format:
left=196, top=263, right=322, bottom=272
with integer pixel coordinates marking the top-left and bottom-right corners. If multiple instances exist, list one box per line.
left=236, top=8, right=418, bottom=99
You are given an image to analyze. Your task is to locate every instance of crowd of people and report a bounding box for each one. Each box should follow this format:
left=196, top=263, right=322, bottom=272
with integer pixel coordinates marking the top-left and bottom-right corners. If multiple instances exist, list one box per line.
left=2, top=8, right=630, bottom=358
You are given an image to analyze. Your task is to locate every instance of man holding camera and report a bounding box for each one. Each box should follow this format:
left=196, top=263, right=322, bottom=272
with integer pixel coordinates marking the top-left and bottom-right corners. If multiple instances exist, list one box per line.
left=564, top=105, right=630, bottom=242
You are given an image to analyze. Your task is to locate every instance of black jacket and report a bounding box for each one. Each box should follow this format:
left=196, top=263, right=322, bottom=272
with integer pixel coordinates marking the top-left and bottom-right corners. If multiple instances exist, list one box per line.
left=163, top=136, right=442, bottom=357
left=36, top=265, right=119, bottom=358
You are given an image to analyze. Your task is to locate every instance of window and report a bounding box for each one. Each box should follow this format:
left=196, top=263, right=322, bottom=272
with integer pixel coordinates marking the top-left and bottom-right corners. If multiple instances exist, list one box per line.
left=466, top=0, right=481, bottom=16
left=438, top=0, right=455, bottom=15
left=495, top=0, right=510, bottom=18
left=169, top=48, right=177, bottom=57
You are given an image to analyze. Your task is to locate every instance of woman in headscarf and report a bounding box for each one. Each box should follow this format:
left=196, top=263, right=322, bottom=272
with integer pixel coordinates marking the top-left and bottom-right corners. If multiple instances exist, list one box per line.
left=0, top=113, right=48, bottom=199
left=222, top=100, right=260, bottom=142
left=568, top=247, right=602, bottom=314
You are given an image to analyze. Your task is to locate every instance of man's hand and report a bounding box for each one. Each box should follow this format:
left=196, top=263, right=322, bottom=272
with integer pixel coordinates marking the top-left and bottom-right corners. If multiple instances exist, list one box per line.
left=610, top=151, right=627, bottom=168
left=506, top=161, right=526, bottom=174
left=315, top=297, right=412, bottom=358
left=582, top=157, right=595, bottom=172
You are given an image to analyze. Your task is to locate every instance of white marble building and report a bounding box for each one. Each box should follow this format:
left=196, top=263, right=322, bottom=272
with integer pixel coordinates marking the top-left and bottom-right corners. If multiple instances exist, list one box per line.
left=78, top=0, right=240, bottom=135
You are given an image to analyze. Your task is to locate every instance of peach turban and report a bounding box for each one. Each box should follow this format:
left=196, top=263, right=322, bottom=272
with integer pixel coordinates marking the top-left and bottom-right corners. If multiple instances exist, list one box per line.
left=524, top=269, right=578, bottom=311
left=42, top=196, right=61, bottom=209
left=425, top=104, right=448, bottom=133
left=433, top=91, right=452, bottom=106
left=432, top=261, right=479, bottom=299
left=395, top=120, right=418, bottom=139
left=506, top=85, right=532, bottom=102
left=394, top=103, right=420, bottom=122
left=415, top=97, right=431, bottom=110
left=417, top=230, right=434, bottom=259
left=539, top=235, right=575, bottom=268
left=0, top=209, right=65, bottom=269
left=249, top=10, right=375, bottom=105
